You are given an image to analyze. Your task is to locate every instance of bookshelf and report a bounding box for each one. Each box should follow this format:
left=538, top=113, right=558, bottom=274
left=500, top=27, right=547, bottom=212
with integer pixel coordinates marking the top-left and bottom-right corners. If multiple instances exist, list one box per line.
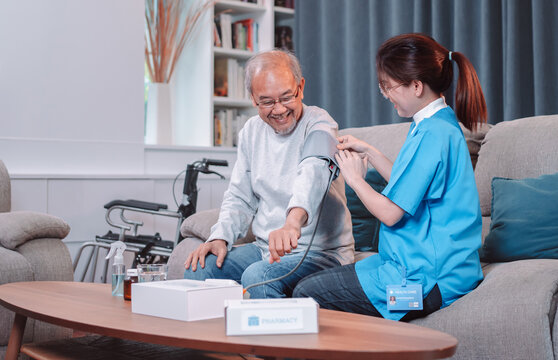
left=173, top=0, right=295, bottom=148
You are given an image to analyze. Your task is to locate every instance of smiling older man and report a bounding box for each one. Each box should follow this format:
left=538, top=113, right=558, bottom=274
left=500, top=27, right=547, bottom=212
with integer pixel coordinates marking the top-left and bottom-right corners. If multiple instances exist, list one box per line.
left=183, top=49, right=354, bottom=298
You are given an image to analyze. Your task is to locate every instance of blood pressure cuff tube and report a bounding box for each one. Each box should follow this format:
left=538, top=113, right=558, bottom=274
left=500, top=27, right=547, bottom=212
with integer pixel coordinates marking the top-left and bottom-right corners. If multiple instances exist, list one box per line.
left=300, top=130, right=340, bottom=180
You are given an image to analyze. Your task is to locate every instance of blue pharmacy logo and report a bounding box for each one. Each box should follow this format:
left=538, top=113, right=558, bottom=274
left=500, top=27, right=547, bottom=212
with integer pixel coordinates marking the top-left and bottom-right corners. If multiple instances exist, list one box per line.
left=248, top=316, right=260, bottom=327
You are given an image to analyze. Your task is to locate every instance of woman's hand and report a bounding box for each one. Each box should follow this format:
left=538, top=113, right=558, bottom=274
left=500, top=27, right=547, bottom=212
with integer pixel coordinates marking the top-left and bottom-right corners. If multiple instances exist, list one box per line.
left=335, top=150, right=368, bottom=188
left=337, top=134, right=372, bottom=156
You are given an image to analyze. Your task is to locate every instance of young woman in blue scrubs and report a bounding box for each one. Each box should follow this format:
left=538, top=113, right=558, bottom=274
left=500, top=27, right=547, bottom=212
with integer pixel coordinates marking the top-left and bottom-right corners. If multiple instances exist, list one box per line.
left=293, top=33, right=488, bottom=321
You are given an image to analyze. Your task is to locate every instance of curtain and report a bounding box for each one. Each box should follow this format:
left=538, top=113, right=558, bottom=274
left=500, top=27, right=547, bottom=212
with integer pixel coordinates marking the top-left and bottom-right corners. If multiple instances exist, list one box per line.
left=294, top=0, right=558, bottom=128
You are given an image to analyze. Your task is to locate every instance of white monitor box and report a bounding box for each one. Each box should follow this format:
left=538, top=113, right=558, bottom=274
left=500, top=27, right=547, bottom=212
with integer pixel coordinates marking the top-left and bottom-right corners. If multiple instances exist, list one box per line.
left=132, top=279, right=242, bottom=321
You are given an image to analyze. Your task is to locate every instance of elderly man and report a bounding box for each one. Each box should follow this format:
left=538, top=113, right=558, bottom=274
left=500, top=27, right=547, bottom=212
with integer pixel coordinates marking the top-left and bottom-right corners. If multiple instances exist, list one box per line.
left=184, top=49, right=353, bottom=298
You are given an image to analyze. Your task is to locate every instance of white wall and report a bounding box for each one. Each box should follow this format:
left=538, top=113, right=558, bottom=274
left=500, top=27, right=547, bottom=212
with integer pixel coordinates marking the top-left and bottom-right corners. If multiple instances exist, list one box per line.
left=0, top=0, right=146, bottom=174
left=0, top=0, right=236, bottom=280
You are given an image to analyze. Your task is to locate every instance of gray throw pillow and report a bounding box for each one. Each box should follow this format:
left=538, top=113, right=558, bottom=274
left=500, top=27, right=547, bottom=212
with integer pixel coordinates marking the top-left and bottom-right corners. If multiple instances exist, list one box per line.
left=0, top=211, right=70, bottom=249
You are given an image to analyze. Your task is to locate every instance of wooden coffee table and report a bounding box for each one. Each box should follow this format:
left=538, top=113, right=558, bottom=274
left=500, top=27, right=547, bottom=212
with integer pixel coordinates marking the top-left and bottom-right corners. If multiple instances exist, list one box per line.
left=0, top=281, right=457, bottom=359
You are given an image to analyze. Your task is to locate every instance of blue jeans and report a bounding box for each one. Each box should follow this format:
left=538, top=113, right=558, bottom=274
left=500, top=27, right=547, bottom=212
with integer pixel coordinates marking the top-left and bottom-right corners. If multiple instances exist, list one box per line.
left=183, top=243, right=341, bottom=299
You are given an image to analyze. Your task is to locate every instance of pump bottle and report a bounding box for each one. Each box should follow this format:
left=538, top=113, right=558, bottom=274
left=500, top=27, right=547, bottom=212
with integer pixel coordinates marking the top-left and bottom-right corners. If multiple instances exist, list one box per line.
left=105, top=241, right=126, bottom=297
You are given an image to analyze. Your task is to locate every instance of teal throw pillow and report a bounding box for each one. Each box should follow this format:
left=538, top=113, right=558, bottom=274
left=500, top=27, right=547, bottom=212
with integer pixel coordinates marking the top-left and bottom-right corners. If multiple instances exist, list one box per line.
left=345, top=168, right=387, bottom=252
left=480, top=172, right=558, bottom=262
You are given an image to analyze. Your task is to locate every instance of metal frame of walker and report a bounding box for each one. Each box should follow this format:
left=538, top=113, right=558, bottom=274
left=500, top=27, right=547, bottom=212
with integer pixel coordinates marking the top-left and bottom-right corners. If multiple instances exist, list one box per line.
left=72, top=202, right=182, bottom=283
left=72, top=158, right=229, bottom=283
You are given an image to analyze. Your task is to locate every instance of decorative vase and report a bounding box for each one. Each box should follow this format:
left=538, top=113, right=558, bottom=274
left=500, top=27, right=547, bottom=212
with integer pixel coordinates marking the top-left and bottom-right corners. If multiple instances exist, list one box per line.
left=145, top=82, right=172, bottom=145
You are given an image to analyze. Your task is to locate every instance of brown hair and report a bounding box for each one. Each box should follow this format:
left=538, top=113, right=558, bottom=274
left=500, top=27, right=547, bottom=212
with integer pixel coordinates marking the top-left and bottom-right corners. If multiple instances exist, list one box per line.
left=376, top=33, right=487, bottom=131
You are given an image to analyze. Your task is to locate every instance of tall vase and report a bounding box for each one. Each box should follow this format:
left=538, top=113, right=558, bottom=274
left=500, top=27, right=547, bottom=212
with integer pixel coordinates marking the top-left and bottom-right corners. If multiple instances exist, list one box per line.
left=145, top=82, right=172, bottom=145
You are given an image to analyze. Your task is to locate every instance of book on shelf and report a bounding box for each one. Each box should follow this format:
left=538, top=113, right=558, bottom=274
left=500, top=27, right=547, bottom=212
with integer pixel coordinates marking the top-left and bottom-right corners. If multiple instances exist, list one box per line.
left=214, top=112, right=222, bottom=146
left=274, top=0, right=295, bottom=9
left=218, top=13, right=233, bottom=49
left=214, top=58, right=228, bottom=97
left=213, top=21, right=222, bottom=47
left=275, top=26, right=293, bottom=51
left=233, top=18, right=252, bottom=51
left=214, top=58, right=248, bottom=99
left=215, top=13, right=259, bottom=52
left=214, top=110, right=249, bottom=147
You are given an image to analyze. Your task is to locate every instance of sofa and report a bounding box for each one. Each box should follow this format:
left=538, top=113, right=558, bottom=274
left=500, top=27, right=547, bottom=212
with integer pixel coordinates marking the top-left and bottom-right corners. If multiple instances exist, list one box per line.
left=167, top=114, right=558, bottom=360
left=0, top=160, right=74, bottom=359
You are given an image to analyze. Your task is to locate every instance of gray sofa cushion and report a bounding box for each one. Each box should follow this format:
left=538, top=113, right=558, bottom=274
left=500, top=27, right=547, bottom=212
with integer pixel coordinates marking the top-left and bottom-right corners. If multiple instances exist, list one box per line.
left=167, top=237, right=204, bottom=280
left=411, top=259, right=558, bottom=360
left=180, top=208, right=220, bottom=240
left=0, top=211, right=70, bottom=249
left=0, top=246, right=34, bottom=345
left=0, top=240, right=73, bottom=349
left=180, top=208, right=255, bottom=245
left=17, top=238, right=74, bottom=281
left=475, top=115, right=558, bottom=216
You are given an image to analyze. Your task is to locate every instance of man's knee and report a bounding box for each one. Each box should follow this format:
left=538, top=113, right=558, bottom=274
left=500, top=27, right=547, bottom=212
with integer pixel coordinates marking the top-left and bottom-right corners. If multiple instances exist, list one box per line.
left=240, top=261, right=267, bottom=286
left=183, top=255, right=220, bottom=280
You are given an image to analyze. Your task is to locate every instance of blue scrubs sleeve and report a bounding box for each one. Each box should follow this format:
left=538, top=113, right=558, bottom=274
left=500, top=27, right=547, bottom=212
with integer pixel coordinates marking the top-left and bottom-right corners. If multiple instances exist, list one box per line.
left=382, top=131, right=447, bottom=216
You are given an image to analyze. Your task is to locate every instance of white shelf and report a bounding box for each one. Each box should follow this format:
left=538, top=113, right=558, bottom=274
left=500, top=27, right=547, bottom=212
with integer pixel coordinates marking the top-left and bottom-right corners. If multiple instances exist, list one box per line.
left=274, top=6, right=295, bottom=19
left=215, top=1, right=266, bottom=15
left=214, top=47, right=254, bottom=60
left=213, top=97, right=252, bottom=108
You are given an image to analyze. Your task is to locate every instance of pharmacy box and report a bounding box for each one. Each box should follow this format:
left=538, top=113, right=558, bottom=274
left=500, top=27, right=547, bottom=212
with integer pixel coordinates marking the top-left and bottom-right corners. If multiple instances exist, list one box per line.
left=225, top=297, right=319, bottom=335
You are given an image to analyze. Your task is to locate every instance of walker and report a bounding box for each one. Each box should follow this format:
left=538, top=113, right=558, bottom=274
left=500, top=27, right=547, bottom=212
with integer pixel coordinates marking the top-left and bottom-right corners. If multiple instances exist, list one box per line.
left=73, top=158, right=228, bottom=282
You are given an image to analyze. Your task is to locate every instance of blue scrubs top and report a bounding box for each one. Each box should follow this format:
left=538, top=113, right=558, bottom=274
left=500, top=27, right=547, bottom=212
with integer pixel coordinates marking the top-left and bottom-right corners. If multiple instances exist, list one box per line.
left=355, top=107, right=483, bottom=321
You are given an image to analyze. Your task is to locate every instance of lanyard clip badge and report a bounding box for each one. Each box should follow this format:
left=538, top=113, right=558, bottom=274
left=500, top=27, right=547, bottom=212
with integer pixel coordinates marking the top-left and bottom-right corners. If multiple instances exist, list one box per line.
left=386, top=265, right=423, bottom=311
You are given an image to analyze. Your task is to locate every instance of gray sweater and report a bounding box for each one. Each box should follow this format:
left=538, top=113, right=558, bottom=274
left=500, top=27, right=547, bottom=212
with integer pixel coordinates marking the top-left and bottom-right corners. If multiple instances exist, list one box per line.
left=208, top=105, right=354, bottom=265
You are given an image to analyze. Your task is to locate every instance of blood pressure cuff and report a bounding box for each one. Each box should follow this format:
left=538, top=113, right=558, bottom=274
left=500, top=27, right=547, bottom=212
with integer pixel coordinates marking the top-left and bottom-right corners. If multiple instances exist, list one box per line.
left=300, top=130, right=340, bottom=180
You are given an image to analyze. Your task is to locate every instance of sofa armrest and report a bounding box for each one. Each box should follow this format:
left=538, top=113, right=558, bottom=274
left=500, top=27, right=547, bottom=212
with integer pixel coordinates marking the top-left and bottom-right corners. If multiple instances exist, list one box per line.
left=0, top=211, right=70, bottom=250
left=171, top=209, right=256, bottom=280
left=411, top=259, right=558, bottom=360
left=180, top=208, right=220, bottom=240
left=167, top=237, right=204, bottom=280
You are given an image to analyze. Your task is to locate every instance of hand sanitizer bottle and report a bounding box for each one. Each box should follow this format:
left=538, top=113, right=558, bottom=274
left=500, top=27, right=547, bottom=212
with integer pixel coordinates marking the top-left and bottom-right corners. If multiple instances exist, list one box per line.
left=105, top=241, right=126, bottom=297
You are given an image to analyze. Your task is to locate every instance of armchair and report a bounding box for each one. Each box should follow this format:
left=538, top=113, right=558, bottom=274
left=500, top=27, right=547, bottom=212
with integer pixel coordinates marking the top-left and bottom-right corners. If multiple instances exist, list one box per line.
left=0, top=160, right=73, bottom=358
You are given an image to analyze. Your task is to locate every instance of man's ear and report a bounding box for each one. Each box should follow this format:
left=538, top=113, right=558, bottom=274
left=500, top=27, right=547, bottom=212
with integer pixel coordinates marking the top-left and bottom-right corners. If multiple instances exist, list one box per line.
left=413, top=80, right=424, bottom=97
left=299, top=77, right=305, bottom=100
left=250, top=94, right=258, bottom=107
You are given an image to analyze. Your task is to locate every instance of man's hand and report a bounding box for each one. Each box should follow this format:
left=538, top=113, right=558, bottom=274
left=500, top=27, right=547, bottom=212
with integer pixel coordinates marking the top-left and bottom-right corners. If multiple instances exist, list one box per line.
left=184, top=239, right=228, bottom=271
left=268, top=224, right=301, bottom=264
left=268, top=207, right=307, bottom=264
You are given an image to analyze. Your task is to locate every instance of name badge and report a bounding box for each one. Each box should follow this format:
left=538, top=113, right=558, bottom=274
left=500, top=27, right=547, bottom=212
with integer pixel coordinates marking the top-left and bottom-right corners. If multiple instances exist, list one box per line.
left=386, top=284, right=423, bottom=311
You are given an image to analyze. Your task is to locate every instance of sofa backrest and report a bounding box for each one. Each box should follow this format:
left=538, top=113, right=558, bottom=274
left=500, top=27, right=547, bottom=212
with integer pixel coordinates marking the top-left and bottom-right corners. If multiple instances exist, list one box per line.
left=0, top=160, right=10, bottom=213
left=475, top=114, right=558, bottom=216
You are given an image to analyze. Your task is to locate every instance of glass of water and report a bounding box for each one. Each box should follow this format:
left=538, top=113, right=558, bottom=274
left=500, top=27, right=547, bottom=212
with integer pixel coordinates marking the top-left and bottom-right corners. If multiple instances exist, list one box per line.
left=137, top=264, right=168, bottom=282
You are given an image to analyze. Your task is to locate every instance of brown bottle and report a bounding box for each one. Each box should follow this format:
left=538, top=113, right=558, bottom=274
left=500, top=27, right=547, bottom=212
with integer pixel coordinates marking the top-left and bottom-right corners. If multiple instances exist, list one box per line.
left=123, top=268, right=138, bottom=301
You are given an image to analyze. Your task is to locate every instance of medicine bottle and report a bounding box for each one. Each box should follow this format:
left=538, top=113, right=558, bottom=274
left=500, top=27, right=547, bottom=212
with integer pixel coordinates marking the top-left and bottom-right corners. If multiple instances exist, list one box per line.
left=123, top=268, right=139, bottom=301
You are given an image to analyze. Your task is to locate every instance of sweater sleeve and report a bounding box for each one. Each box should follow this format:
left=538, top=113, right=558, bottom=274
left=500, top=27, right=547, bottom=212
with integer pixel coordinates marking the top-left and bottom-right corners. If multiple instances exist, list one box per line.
left=286, top=156, right=331, bottom=226
left=207, top=128, right=257, bottom=250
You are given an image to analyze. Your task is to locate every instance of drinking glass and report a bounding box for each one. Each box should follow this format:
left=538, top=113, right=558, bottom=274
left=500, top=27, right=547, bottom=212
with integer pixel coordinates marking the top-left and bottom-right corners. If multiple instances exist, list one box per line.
left=137, top=264, right=168, bottom=282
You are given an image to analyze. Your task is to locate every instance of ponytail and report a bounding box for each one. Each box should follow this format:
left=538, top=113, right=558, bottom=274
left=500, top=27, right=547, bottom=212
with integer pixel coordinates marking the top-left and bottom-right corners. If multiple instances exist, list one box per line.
left=450, top=52, right=487, bottom=132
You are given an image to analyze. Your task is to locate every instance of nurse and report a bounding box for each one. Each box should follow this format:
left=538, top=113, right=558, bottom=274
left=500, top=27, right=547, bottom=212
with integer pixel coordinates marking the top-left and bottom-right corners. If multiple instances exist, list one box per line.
left=293, top=33, right=487, bottom=321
